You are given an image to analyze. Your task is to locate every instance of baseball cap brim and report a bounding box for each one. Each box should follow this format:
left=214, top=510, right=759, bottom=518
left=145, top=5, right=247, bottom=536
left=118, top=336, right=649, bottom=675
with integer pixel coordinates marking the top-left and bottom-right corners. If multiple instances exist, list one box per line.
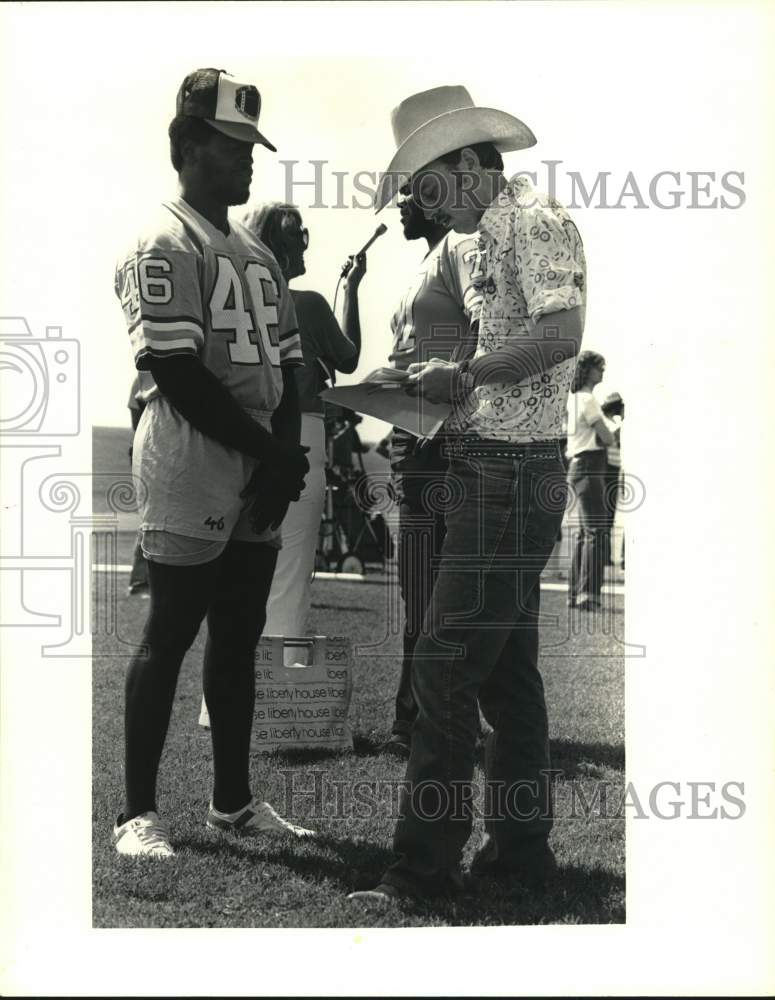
left=207, top=118, right=277, bottom=151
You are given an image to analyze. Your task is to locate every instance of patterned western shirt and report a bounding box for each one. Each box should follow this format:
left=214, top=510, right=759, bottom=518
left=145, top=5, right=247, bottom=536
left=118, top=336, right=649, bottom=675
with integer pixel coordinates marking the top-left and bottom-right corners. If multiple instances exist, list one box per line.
left=454, top=175, right=586, bottom=442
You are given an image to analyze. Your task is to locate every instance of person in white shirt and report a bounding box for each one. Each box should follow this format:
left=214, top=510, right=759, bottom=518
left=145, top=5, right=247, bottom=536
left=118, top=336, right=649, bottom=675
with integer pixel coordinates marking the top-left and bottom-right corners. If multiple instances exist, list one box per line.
left=565, top=351, right=615, bottom=610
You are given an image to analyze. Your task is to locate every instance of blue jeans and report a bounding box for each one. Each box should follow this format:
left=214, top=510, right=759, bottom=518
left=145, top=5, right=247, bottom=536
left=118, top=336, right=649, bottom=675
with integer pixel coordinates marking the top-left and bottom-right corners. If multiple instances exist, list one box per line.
left=568, top=450, right=607, bottom=604
left=381, top=438, right=567, bottom=895
left=601, top=463, right=621, bottom=567
left=390, top=431, right=449, bottom=738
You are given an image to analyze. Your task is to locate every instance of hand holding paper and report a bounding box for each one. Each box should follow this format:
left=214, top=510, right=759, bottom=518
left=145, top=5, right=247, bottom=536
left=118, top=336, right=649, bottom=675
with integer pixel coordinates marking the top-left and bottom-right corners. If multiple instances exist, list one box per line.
left=406, top=358, right=461, bottom=404
left=320, top=365, right=451, bottom=438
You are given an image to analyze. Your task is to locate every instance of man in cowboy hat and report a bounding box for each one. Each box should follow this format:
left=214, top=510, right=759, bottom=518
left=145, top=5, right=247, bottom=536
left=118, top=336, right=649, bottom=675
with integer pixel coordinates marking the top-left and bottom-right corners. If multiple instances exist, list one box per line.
left=350, top=86, right=585, bottom=903
left=380, top=183, right=482, bottom=761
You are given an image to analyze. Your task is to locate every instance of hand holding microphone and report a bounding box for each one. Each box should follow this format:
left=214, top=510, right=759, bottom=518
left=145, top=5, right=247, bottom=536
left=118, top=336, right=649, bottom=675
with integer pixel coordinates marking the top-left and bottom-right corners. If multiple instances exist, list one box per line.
left=342, top=250, right=367, bottom=290
left=341, top=223, right=387, bottom=282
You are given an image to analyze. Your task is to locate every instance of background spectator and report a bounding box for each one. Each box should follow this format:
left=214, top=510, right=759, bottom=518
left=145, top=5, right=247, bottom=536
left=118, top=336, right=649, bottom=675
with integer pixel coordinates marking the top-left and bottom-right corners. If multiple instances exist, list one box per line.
left=600, top=391, right=624, bottom=571
left=243, top=203, right=367, bottom=662
left=566, top=351, right=615, bottom=611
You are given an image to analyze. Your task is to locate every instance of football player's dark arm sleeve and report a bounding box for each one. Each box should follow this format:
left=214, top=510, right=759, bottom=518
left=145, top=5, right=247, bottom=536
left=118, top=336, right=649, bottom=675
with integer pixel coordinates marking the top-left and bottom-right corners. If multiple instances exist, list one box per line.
left=146, top=354, right=280, bottom=461
left=271, top=367, right=301, bottom=449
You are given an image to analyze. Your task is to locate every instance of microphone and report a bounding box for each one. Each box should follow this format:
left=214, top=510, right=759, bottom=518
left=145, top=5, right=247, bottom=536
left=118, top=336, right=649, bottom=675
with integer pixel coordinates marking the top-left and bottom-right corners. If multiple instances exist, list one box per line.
left=341, top=224, right=387, bottom=277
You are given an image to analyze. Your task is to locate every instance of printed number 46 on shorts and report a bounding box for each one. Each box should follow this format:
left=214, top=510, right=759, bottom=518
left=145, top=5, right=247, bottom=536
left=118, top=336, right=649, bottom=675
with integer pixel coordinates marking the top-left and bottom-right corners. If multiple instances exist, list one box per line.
left=204, top=516, right=225, bottom=531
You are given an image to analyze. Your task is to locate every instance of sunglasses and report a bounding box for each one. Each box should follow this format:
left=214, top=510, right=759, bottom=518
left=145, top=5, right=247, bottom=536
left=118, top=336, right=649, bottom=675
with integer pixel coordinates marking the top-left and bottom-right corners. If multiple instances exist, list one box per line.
left=281, top=218, right=309, bottom=249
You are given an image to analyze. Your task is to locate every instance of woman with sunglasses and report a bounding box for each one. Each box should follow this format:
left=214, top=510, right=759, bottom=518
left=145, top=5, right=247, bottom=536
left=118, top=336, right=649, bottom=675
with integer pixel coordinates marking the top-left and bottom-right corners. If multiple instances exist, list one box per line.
left=242, top=203, right=366, bottom=662
left=566, top=350, right=615, bottom=611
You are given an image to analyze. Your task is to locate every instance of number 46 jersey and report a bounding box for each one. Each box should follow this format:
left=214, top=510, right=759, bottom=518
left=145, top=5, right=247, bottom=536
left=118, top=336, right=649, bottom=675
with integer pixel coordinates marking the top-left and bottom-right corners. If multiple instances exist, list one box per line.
left=114, top=196, right=302, bottom=416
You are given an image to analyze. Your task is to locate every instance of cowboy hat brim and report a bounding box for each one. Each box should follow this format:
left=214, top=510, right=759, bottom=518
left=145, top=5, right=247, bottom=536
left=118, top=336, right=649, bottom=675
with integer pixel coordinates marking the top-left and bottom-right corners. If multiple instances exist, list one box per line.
left=374, top=106, right=536, bottom=212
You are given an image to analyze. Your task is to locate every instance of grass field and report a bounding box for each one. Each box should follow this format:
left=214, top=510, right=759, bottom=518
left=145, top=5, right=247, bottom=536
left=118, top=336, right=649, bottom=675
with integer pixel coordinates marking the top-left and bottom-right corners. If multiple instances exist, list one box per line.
left=92, top=427, right=625, bottom=929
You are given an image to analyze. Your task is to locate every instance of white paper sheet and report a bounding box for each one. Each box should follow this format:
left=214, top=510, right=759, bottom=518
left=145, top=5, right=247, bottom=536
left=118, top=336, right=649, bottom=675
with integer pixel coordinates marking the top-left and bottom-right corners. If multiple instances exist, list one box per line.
left=320, top=367, right=451, bottom=437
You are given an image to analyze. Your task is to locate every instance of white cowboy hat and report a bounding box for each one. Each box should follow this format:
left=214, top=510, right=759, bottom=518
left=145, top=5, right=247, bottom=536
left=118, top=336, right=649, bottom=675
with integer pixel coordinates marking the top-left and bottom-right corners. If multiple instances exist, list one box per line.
left=374, top=85, right=536, bottom=212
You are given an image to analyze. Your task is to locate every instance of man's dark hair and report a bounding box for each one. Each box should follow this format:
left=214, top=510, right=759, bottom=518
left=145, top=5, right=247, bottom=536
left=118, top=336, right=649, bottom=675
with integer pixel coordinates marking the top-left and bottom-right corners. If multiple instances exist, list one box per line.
left=438, top=141, right=504, bottom=172
left=168, top=115, right=216, bottom=171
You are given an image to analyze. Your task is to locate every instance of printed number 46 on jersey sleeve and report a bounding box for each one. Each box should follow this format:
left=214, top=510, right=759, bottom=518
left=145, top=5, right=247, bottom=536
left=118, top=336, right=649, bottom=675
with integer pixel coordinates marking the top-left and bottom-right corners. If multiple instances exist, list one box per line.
left=121, top=258, right=173, bottom=315
left=211, top=255, right=280, bottom=367
left=121, top=253, right=281, bottom=368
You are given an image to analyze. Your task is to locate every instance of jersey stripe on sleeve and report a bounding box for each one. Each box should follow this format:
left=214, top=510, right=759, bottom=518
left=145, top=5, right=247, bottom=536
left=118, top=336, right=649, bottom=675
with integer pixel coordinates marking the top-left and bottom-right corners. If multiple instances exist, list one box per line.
left=278, top=326, right=303, bottom=365
left=128, top=318, right=204, bottom=365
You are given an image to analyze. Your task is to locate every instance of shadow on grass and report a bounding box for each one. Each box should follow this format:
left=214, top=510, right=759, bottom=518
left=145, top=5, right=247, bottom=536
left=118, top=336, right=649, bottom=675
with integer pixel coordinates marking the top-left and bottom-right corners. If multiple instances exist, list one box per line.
left=472, top=736, right=624, bottom=775
left=157, top=829, right=625, bottom=925
left=260, top=746, right=355, bottom=765
left=259, top=733, right=391, bottom=762
left=262, top=735, right=624, bottom=776
left=406, top=863, right=626, bottom=925
left=173, top=830, right=395, bottom=887
left=353, top=733, right=385, bottom=757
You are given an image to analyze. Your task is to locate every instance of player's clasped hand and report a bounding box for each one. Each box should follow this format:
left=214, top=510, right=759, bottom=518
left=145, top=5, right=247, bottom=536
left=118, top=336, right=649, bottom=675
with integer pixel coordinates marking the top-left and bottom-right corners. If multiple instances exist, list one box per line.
left=241, top=442, right=310, bottom=533
left=267, top=440, right=310, bottom=497
left=245, top=488, right=292, bottom=534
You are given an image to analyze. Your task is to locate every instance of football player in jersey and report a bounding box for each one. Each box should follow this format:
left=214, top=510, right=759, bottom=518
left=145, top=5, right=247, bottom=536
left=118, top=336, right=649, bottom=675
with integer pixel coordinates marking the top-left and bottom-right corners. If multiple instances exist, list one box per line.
left=112, top=69, right=314, bottom=858
left=380, top=185, right=482, bottom=759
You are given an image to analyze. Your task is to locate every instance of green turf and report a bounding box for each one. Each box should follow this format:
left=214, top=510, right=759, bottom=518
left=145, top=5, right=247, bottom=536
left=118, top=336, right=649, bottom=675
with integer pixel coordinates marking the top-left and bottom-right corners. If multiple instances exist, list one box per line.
left=93, top=565, right=625, bottom=928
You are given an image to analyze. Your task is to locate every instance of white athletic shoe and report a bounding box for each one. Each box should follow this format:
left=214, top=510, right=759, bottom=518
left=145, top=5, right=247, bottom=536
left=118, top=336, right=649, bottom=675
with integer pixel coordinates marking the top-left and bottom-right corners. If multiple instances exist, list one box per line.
left=206, top=798, right=316, bottom=838
left=113, top=811, right=175, bottom=858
